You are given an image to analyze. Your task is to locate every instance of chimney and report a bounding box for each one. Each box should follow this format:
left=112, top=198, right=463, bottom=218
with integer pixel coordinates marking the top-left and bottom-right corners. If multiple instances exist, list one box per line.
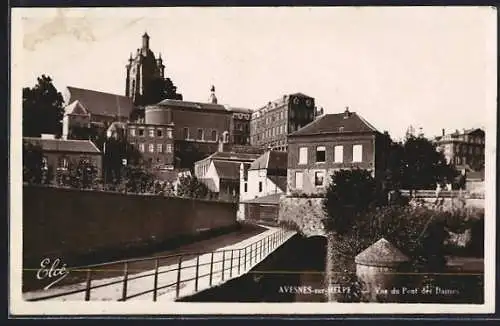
left=442, top=128, right=445, bottom=136
left=343, top=106, right=350, bottom=119
left=218, top=137, right=224, bottom=152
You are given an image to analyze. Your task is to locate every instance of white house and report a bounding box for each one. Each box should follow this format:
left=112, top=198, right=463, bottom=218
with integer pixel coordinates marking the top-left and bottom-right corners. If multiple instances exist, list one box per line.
left=238, top=150, right=287, bottom=222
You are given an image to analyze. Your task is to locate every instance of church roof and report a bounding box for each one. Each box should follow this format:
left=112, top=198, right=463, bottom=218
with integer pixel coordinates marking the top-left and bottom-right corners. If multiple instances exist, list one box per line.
left=65, top=86, right=134, bottom=119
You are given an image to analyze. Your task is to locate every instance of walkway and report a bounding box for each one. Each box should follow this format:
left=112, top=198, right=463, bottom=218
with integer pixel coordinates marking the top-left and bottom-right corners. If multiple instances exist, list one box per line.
left=24, top=225, right=296, bottom=301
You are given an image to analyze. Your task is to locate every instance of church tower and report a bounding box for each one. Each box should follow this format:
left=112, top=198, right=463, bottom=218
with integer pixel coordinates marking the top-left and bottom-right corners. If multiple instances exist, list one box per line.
left=125, top=33, right=182, bottom=106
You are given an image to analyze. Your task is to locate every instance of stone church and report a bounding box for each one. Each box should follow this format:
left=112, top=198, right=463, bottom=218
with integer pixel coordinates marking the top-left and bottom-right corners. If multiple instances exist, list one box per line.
left=125, top=32, right=183, bottom=107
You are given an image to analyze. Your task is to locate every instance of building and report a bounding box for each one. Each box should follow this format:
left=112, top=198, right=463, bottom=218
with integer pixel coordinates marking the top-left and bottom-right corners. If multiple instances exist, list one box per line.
left=144, top=96, right=234, bottom=169
left=228, top=106, right=252, bottom=146
left=239, top=150, right=287, bottom=223
left=194, top=151, right=262, bottom=180
left=194, top=151, right=261, bottom=201
left=23, top=135, right=103, bottom=182
left=286, top=107, right=387, bottom=195
left=433, top=128, right=485, bottom=171
left=125, top=122, right=175, bottom=170
left=62, top=86, right=134, bottom=140
left=249, top=93, right=317, bottom=151
left=125, top=33, right=182, bottom=106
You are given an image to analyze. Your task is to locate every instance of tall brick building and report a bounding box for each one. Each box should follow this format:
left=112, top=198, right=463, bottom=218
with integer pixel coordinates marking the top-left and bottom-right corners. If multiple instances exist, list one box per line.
left=250, top=93, right=317, bottom=151
left=287, top=108, right=388, bottom=195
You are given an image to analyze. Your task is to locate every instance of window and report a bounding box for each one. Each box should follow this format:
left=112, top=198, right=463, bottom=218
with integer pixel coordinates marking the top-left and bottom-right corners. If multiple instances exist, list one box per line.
left=42, top=157, right=48, bottom=170
left=197, top=128, right=204, bottom=140
left=352, top=145, right=363, bottom=162
left=138, top=129, right=145, bottom=137
left=316, top=146, right=326, bottom=163
left=244, top=183, right=248, bottom=193
left=295, top=171, right=303, bottom=189
left=166, top=144, right=173, bottom=153
left=139, top=143, right=145, bottom=152
left=258, top=181, right=263, bottom=192
left=211, top=130, right=217, bottom=141
left=129, top=128, right=136, bottom=137
left=157, top=144, right=163, bottom=153
left=223, top=131, right=229, bottom=143
left=157, top=129, right=163, bottom=137
left=315, top=171, right=325, bottom=187
left=469, top=147, right=473, bottom=154
left=299, top=147, right=308, bottom=165
left=149, top=144, right=154, bottom=153
left=334, top=145, right=344, bottom=163
left=58, top=157, right=68, bottom=169
left=183, top=127, right=189, bottom=140
left=149, top=128, right=155, bottom=137
left=166, top=129, right=173, bottom=139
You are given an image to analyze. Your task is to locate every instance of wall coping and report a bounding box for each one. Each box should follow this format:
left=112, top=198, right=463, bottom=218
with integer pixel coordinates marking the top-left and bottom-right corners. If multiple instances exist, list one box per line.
left=355, top=238, right=409, bottom=268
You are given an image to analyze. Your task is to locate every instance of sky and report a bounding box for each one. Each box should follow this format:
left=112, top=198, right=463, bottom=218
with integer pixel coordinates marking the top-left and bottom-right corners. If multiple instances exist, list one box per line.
left=14, top=7, right=497, bottom=140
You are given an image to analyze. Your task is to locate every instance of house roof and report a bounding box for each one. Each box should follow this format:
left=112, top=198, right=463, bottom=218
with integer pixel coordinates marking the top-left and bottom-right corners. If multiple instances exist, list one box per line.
left=65, top=86, right=134, bottom=118
left=227, top=107, right=253, bottom=114
left=249, top=151, right=288, bottom=171
left=207, top=151, right=262, bottom=163
left=289, top=92, right=313, bottom=98
left=289, top=111, right=379, bottom=137
left=156, top=99, right=230, bottom=113
left=212, top=161, right=249, bottom=180
left=242, top=193, right=282, bottom=205
left=268, top=175, right=287, bottom=192
left=23, top=137, right=101, bottom=154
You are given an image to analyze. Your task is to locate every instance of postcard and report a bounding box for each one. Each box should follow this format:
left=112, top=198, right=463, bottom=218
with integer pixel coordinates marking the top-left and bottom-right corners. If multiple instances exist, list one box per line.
left=10, top=6, right=496, bottom=316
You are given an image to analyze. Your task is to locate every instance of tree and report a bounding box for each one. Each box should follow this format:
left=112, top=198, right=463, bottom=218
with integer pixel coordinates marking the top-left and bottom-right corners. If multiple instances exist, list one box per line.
left=64, top=159, right=99, bottom=189
left=323, top=169, right=378, bottom=235
left=383, top=133, right=458, bottom=191
left=119, top=165, right=155, bottom=194
left=23, top=75, right=64, bottom=137
left=401, top=135, right=457, bottom=189
left=103, top=137, right=142, bottom=185
left=23, top=141, right=44, bottom=184
left=176, top=175, right=212, bottom=199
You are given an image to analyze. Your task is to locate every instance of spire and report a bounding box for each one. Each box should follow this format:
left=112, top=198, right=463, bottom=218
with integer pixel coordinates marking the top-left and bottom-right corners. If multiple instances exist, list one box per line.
left=209, top=85, right=218, bottom=104
left=142, top=32, right=150, bottom=49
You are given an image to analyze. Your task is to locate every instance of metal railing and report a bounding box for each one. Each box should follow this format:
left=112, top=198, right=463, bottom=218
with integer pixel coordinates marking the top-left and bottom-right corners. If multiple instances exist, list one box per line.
left=26, top=228, right=292, bottom=302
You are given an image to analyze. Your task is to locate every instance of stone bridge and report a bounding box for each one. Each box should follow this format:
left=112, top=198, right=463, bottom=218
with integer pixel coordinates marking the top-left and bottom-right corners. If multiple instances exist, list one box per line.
left=278, top=197, right=327, bottom=238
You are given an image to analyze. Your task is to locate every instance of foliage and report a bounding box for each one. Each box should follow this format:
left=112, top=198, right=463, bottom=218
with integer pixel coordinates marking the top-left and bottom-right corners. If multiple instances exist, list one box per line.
left=323, top=169, right=378, bottom=235
left=326, top=204, right=484, bottom=302
left=23, top=141, right=44, bottom=184
left=102, top=138, right=142, bottom=185
left=56, top=159, right=99, bottom=189
left=383, top=134, right=458, bottom=190
left=176, top=175, right=213, bottom=199
left=23, top=75, right=64, bottom=137
left=118, top=165, right=156, bottom=194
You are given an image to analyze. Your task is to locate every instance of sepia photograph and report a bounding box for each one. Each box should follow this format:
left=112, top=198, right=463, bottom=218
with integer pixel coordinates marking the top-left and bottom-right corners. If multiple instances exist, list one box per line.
left=10, top=6, right=496, bottom=315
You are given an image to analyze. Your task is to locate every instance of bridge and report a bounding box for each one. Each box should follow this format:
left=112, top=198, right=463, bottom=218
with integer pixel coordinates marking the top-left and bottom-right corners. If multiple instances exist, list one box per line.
left=23, top=225, right=298, bottom=302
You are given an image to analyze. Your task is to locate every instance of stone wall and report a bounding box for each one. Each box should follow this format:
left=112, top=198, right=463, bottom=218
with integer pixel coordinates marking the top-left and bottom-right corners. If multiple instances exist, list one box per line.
left=23, top=185, right=237, bottom=267
left=278, top=197, right=326, bottom=237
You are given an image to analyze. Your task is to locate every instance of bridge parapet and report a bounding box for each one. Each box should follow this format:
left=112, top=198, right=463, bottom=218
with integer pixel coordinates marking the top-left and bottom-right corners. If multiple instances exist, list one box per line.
left=278, top=196, right=327, bottom=238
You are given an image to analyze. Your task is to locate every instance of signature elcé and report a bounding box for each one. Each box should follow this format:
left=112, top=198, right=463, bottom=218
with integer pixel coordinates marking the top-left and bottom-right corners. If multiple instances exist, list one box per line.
left=36, top=258, right=70, bottom=290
